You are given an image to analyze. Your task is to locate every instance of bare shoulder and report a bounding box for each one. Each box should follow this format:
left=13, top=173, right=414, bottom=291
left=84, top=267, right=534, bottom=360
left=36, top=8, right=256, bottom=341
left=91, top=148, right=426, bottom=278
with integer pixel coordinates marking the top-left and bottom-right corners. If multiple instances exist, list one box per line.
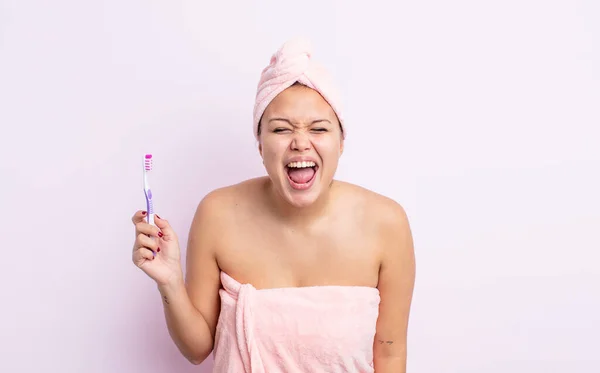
left=183, top=181, right=265, bottom=359
left=340, top=182, right=416, bottom=366
left=335, top=180, right=413, bottom=276
left=183, top=177, right=267, bottom=354
left=335, top=180, right=410, bottom=229
left=194, top=177, right=265, bottom=220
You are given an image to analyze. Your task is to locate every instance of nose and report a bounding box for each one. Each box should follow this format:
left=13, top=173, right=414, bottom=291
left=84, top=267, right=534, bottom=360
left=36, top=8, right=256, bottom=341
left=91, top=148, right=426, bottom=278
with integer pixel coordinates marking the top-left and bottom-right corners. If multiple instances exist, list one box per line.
left=291, top=131, right=311, bottom=152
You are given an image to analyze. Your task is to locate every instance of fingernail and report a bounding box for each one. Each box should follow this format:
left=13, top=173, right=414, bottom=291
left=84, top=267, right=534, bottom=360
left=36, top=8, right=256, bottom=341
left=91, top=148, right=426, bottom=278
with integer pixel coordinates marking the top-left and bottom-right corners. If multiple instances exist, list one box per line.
left=156, top=214, right=161, bottom=219
left=157, top=247, right=161, bottom=252
left=142, top=211, right=147, bottom=215
left=158, top=231, right=164, bottom=238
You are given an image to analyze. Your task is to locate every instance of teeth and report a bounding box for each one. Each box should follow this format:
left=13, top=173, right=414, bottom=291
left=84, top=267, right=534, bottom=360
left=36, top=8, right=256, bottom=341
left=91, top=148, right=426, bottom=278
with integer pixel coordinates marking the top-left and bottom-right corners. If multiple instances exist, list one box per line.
left=287, top=161, right=316, bottom=168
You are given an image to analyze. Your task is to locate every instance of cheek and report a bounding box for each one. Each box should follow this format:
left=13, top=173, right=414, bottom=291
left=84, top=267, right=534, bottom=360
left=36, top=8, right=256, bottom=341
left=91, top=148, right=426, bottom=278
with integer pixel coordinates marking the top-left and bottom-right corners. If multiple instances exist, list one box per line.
left=261, top=141, right=285, bottom=165
left=313, top=137, right=342, bottom=158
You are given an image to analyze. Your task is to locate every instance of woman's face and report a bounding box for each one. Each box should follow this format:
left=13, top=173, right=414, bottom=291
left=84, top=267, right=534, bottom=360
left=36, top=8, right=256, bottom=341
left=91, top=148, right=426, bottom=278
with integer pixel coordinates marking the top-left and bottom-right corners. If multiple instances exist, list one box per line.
left=258, top=84, right=344, bottom=208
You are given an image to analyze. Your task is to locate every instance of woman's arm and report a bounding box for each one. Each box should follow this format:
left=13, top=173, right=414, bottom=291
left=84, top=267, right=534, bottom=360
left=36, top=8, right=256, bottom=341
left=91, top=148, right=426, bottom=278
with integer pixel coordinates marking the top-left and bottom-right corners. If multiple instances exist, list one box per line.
left=158, top=192, right=223, bottom=365
left=373, top=202, right=416, bottom=373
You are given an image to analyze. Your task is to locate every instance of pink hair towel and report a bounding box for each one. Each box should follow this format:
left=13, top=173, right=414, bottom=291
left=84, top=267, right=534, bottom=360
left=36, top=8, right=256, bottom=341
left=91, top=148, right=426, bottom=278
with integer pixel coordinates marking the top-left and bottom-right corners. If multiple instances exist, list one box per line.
left=252, top=37, right=346, bottom=139
left=211, top=271, right=380, bottom=373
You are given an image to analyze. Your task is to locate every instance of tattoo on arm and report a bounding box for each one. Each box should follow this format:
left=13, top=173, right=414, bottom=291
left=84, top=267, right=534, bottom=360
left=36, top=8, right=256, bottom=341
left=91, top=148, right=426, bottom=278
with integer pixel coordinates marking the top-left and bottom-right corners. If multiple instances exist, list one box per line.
left=378, top=340, right=394, bottom=345
left=163, top=295, right=169, bottom=305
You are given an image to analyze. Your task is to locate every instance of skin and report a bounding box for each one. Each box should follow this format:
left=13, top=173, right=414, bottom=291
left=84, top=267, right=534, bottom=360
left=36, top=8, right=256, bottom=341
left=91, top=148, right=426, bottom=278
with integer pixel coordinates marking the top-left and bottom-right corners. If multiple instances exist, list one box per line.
left=131, top=84, right=416, bottom=372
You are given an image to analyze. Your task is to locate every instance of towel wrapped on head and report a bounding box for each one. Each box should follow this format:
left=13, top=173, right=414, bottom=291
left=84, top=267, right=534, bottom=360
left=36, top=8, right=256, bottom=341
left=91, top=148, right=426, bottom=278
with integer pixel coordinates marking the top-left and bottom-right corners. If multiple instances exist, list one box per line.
left=252, top=37, right=346, bottom=139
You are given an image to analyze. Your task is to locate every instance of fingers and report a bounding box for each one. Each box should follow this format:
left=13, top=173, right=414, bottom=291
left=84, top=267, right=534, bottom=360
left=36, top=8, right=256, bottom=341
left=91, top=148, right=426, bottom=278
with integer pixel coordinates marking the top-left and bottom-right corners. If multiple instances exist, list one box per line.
left=135, top=233, right=159, bottom=253
left=135, top=221, right=161, bottom=238
left=133, top=247, right=156, bottom=266
left=153, top=214, right=175, bottom=242
left=131, top=209, right=166, bottom=270
left=132, top=210, right=160, bottom=237
left=131, top=210, right=148, bottom=224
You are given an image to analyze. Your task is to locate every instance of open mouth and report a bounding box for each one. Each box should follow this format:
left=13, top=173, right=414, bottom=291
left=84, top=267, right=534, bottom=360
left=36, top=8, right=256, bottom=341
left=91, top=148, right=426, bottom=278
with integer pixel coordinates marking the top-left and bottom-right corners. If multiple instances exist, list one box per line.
left=285, top=161, right=318, bottom=190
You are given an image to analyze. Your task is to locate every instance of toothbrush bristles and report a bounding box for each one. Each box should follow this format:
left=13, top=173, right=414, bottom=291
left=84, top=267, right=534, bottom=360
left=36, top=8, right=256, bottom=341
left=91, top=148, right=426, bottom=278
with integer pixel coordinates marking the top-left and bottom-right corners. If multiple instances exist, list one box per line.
left=144, top=154, right=153, bottom=171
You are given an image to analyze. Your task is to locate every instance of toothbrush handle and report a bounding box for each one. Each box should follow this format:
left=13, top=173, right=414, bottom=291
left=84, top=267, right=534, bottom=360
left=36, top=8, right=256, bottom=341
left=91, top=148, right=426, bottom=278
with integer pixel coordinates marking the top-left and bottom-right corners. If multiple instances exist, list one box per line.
left=145, top=189, right=155, bottom=226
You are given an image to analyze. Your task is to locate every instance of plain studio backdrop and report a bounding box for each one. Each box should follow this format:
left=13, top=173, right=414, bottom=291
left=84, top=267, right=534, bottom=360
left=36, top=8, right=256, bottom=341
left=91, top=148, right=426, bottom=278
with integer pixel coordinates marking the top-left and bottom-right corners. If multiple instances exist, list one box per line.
left=1, top=0, right=599, bottom=372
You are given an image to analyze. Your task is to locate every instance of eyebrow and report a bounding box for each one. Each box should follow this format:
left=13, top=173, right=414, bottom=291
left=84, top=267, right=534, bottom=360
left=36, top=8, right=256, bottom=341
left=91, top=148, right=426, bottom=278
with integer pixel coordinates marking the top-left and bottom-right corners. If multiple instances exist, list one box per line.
left=268, top=118, right=331, bottom=125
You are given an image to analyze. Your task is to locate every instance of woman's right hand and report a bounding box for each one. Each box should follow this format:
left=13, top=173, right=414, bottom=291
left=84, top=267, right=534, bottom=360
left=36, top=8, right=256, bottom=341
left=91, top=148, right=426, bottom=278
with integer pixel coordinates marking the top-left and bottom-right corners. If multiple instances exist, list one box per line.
left=131, top=210, right=183, bottom=287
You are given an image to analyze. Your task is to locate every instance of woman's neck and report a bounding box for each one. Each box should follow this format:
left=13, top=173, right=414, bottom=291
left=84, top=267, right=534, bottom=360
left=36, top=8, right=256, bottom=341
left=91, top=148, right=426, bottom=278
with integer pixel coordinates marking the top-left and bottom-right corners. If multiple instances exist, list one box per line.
left=263, top=179, right=337, bottom=226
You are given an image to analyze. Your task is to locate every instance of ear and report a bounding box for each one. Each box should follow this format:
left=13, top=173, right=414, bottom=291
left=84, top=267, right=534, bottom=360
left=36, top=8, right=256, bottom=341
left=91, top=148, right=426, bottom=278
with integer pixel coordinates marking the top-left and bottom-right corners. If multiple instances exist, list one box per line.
left=258, top=141, right=263, bottom=157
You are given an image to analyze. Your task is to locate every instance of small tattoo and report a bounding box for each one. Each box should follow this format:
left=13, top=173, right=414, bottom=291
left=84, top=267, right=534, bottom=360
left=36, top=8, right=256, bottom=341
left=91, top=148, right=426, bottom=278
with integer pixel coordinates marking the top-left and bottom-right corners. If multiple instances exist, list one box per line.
left=378, top=340, right=394, bottom=345
left=163, top=296, right=169, bottom=305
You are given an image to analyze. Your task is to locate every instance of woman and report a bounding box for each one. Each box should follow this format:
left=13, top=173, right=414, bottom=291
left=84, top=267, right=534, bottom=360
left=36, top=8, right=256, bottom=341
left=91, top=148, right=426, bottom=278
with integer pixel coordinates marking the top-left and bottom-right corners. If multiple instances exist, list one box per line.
left=131, top=38, right=416, bottom=373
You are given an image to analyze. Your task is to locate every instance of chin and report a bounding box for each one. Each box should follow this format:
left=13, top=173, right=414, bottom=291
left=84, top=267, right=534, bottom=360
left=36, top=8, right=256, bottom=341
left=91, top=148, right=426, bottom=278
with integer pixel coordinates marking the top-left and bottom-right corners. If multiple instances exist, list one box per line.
left=284, top=190, right=320, bottom=208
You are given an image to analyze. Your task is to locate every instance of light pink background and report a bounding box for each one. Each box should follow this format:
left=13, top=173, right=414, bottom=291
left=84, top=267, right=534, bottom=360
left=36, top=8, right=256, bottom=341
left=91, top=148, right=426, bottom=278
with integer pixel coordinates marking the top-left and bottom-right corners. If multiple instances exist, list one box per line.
left=2, top=1, right=599, bottom=372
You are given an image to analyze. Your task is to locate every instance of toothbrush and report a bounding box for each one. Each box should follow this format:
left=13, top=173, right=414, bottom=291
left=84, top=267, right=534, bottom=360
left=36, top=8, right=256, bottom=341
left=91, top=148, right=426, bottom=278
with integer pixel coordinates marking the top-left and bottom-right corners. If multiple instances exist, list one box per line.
left=143, top=154, right=155, bottom=226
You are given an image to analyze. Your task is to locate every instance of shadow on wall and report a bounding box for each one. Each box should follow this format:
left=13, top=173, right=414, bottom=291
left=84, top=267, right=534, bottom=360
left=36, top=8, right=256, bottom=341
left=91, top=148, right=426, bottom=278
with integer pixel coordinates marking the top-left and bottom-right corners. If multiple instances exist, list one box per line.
left=128, top=98, right=262, bottom=373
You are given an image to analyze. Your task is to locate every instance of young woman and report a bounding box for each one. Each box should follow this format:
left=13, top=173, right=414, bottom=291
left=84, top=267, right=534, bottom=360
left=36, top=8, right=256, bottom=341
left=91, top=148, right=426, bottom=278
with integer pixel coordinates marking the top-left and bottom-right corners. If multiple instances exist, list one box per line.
left=131, top=38, right=415, bottom=373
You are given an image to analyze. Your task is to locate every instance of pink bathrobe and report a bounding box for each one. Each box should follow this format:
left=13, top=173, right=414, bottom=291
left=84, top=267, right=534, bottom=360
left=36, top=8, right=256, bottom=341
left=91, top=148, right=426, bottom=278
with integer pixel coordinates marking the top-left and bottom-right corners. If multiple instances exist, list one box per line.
left=212, top=271, right=380, bottom=373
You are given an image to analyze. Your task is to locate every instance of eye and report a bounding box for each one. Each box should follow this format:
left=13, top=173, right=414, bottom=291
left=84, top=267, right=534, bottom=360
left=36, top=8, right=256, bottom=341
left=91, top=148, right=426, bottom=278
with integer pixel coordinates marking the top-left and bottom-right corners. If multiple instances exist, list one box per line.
left=312, top=128, right=327, bottom=133
left=273, top=128, right=291, bottom=133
